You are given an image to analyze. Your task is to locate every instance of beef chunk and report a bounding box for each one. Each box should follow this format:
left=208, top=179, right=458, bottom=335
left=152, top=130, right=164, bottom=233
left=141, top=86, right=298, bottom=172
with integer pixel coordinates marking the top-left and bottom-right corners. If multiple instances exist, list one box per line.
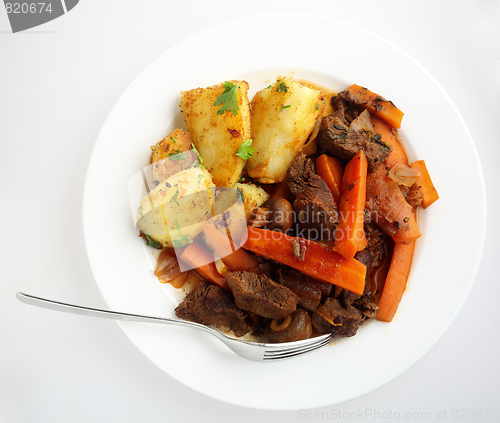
left=317, top=114, right=392, bottom=173
left=352, top=298, right=379, bottom=319
left=175, top=281, right=249, bottom=337
left=286, top=153, right=338, bottom=242
left=312, top=298, right=364, bottom=338
left=280, top=269, right=332, bottom=312
left=262, top=307, right=313, bottom=343
left=331, top=91, right=363, bottom=124
left=318, top=114, right=365, bottom=161
left=285, top=151, right=317, bottom=197
left=225, top=271, right=300, bottom=320
left=338, top=222, right=389, bottom=307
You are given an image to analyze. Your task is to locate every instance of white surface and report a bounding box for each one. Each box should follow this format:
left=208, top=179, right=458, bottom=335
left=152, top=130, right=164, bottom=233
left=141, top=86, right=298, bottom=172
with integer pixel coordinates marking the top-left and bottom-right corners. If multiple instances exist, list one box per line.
left=83, top=14, right=485, bottom=410
left=1, top=0, right=499, bottom=421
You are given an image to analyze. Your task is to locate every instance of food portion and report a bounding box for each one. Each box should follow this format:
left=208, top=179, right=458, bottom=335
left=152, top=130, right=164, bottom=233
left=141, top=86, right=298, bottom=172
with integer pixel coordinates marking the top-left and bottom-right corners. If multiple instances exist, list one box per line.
left=136, top=76, right=439, bottom=343
left=136, top=164, right=215, bottom=249
left=181, top=80, right=252, bottom=187
left=247, top=76, right=326, bottom=183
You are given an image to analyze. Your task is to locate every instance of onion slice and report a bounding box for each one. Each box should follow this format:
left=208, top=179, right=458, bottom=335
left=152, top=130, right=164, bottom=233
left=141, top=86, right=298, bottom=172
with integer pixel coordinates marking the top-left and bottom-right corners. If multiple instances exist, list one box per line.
left=387, top=162, right=420, bottom=187
left=155, top=249, right=184, bottom=283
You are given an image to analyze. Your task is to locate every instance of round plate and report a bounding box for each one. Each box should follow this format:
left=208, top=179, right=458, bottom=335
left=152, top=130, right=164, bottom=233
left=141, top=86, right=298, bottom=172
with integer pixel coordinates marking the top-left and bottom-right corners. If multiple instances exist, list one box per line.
left=83, top=14, right=486, bottom=410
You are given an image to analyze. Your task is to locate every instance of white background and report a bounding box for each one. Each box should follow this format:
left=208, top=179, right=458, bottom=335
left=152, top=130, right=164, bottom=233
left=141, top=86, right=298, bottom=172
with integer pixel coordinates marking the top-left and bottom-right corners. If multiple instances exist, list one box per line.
left=1, top=1, right=499, bottom=422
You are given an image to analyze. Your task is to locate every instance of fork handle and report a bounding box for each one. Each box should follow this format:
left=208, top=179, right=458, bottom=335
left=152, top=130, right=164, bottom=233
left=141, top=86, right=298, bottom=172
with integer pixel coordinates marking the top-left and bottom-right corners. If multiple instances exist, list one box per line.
left=16, top=292, right=201, bottom=329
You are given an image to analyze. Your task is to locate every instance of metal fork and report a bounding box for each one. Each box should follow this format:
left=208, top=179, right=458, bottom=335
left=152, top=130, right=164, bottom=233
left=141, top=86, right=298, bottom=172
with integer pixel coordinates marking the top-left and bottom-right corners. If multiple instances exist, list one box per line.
left=16, top=292, right=331, bottom=361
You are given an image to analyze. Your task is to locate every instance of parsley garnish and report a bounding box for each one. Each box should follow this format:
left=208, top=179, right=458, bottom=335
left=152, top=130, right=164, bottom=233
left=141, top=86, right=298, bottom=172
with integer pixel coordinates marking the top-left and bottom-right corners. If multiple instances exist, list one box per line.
left=278, top=82, right=288, bottom=93
left=191, top=142, right=205, bottom=169
left=170, top=134, right=177, bottom=143
left=169, top=151, right=186, bottom=161
left=172, top=219, right=193, bottom=248
left=235, top=139, right=255, bottom=161
left=236, top=187, right=245, bottom=205
left=145, top=234, right=162, bottom=249
left=281, top=104, right=291, bottom=110
left=213, top=81, right=240, bottom=116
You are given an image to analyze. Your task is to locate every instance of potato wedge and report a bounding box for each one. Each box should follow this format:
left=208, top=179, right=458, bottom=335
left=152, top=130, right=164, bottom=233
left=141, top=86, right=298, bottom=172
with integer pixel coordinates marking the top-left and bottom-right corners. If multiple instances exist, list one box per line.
left=150, top=129, right=192, bottom=164
left=150, top=129, right=196, bottom=183
left=137, top=167, right=215, bottom=248
left=181, top=80, right=251, bottom=187
left=247, top=76, right=326, bottom=184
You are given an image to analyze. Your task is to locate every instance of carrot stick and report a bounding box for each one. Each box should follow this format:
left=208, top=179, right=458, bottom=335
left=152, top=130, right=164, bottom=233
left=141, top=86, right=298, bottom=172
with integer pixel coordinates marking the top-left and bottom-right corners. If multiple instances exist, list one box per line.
left=315, top=154, right=344, bottom=205
left=179, top=242, right=229, bottom=290
left=333, top=151, right=368, bottom=259
left=203, top=223, right=260, bottom=273
left=370, top=115, right=409, bottom=168
left=242, top=226, right=367, bottom=295
left=346, top=84, right=404, bottom=129
left=411, top=160, right=439, bottom=209
left=376, top=240, right=416, bottom=322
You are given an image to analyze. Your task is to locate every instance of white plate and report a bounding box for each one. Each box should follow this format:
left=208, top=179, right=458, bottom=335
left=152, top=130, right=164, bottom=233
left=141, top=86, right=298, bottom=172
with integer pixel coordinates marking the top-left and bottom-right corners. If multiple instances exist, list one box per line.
left=83, top=14, right=486, bottom=410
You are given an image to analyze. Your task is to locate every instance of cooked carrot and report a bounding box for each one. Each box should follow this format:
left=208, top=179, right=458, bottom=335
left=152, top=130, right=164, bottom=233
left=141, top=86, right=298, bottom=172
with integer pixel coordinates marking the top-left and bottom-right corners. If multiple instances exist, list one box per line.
left=366, top=167, right=421, bottom=244
left=411, top=160, right=439, bottom=208
left=242, top=226, right=367, bottom=295
left=203, top=223, right=260, bottom=273
left=271, top=180, right=291, bottom=201
left=376, top=240, right=416, bottom=322
left=346, top=84, right=404, bottom=129
left=370, top=115, right=409, bottom=168
left=333, top=151, right=368, bottom=259
left=315, top=154, right=344, bottom=205
left=179, top=242, right=229, bottom=290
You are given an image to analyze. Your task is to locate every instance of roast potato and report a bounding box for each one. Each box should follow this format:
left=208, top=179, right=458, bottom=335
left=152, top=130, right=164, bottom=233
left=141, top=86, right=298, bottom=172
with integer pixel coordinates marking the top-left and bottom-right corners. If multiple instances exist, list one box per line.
left=150, top=129, right=196, bottom=183
left=137, top=166, right=215, bottom=248
left=181, top=80, right=251, bottom=187
left=247, top=76, right=326, bottom=183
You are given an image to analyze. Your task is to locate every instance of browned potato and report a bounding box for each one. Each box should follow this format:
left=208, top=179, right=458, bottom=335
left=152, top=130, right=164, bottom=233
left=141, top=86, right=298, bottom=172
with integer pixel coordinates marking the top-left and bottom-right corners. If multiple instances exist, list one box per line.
left=150, top=129, right=192, bottom=164
left=247, top=76, right=326, bottom=184
left=297, top=79, right=336, bottom=117
left=150, top=129, right=195, bottom=183
left=181, top=80, right=251, bottom=187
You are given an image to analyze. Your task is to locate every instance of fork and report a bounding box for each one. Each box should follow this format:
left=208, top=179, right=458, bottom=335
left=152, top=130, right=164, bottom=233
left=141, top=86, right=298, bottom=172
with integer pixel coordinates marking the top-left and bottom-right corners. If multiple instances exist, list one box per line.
left=16, top=292, right=331, bottom=361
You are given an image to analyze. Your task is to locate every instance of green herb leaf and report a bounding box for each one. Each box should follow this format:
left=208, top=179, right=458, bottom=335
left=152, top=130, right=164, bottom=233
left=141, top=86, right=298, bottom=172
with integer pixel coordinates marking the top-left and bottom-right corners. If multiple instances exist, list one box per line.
left=235, top=139, right=255, bottom=161
left=170, top=134, right=177, bottom=143
left=281, top=104, right=291, bottom=110
left=236, top=187, right=245, bottom=205
left=213, top=81, right=240, bottom=116
left=172, top=219, right=193, bottom=248
left=169, top=151, right=186, bottom=161
left=278, top=82, right=288, bottom=93
left=191, top=142, right=205, bottom=169
left=145, top=234, right=162, bottom=249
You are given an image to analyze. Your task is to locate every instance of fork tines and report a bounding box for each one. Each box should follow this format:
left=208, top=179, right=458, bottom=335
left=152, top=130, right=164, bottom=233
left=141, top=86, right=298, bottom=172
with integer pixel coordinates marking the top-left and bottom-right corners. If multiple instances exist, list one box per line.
left=263, top=334, right=331, bottom=360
